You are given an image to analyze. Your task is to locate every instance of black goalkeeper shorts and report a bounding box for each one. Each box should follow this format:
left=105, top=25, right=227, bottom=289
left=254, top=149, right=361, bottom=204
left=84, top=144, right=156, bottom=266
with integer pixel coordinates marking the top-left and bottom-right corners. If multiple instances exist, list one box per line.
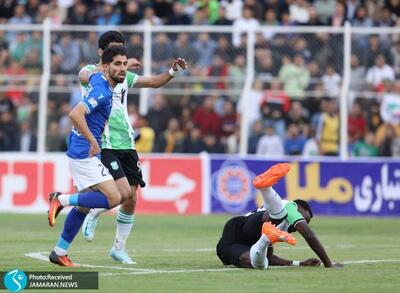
left=216, top=239, right=250, bottom=268
left=216, top=217, right=251, bottom=268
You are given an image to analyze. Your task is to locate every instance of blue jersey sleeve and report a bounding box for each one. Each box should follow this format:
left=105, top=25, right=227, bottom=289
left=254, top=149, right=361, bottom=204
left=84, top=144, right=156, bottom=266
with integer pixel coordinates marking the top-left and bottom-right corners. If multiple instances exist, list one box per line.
left=80, top=72, right=111, bottom=113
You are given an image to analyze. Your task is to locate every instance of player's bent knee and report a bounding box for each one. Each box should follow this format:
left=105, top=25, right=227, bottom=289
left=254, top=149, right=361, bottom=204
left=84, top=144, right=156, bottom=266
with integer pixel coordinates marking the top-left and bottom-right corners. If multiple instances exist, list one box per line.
left=127, top=192, right=137, bottom=204
left=115, top=177, right=131, bottom=202
left=121, top=196, right=136, bottom=213
left=108, top=193, right=122, bottom=208
left=96, top=181, right=122, bottom=208
left=102, top=190, right=122, bottom=208
left=119, top=188, right=131, bottom=202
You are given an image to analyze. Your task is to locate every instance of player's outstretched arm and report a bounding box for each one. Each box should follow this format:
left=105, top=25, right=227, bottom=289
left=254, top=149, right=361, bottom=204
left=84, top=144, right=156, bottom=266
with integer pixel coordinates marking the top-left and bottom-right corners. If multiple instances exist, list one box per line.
left=269, top=254, right=321, bottom=267
left=295, top=221, right=342, bottom=268
left=135, top=58, right=188, bottom=88
left=268, top=246, right=321, bottom=267
left=69, top=104, right=100, bottom=157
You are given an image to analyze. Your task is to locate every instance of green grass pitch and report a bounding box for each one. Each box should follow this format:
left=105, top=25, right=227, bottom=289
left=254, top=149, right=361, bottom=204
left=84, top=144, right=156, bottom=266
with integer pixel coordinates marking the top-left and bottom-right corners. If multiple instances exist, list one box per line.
left=1, top=213, right=399, bottom=293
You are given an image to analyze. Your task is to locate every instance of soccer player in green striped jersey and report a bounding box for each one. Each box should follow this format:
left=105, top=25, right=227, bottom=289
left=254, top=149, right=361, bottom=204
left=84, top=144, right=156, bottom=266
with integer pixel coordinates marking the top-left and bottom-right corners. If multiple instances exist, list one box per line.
left=79, top=31, right=187, bottom=264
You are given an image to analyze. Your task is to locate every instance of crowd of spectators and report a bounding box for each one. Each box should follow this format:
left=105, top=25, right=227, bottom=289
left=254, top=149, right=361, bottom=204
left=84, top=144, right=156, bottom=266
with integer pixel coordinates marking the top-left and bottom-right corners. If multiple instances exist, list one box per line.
left=1, top=0, right=400, bottom=157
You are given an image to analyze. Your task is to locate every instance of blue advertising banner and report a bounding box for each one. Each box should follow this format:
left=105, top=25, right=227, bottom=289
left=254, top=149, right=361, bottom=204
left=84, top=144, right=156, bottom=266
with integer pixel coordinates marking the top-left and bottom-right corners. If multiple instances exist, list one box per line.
left=210, top=158, right=400, bottom=216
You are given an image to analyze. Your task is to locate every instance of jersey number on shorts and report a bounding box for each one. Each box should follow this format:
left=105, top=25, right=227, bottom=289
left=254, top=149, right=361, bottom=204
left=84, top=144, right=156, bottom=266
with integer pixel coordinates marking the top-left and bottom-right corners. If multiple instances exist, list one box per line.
left=98, top=164, right=108, bottom=177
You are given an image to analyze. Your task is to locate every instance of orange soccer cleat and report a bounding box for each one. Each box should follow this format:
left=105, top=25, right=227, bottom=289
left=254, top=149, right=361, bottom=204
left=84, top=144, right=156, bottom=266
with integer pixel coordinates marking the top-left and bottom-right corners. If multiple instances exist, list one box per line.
left=253, top=163, right=291, bottom=189
left=49, top=251, right=80, bottom=267
left=48, top=192, right=64, bottom=227
left=262, top=222, right=296, bottom=245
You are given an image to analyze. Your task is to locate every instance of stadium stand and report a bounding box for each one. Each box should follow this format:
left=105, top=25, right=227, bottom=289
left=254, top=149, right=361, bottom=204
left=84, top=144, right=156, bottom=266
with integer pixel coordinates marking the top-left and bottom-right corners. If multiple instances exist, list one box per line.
left=0, top=0, right=400, bottom=157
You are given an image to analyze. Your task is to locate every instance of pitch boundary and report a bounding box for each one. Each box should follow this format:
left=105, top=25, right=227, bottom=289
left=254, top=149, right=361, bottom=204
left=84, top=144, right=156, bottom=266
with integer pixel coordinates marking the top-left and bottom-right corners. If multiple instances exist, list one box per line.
left=25, top=252, right=400, bottom=276
left=40, top=243, right=400, bottom=255
left=25, top=252, right=158, bottom=273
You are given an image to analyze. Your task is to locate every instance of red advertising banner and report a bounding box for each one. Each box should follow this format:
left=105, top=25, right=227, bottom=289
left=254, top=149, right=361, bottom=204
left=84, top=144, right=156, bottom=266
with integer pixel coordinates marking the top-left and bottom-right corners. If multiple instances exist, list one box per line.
left=0, top=155, right=76, bottom=213
left=136, top=156, right=203, bottom=214
left=0, top=154, right=204, bottom=214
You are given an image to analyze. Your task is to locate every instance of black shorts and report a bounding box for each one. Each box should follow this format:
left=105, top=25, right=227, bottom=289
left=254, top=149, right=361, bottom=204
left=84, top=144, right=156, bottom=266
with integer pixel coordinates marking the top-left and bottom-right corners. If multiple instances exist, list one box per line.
left=216, top=217, right=251, bottom=268
left=101, top=149, right=146, bottom=187
left=216, top=239, right=250, bottom=268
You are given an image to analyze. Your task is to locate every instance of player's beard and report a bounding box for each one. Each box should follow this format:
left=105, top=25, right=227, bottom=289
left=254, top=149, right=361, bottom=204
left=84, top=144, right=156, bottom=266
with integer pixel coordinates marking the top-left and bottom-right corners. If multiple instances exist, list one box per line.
left=111, top=73, right=125, bottom=84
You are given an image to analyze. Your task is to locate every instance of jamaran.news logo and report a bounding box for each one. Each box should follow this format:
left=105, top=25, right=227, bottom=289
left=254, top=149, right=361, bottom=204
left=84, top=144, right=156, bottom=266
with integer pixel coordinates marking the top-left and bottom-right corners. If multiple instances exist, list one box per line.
left=3, top=269, right=27, bottom=292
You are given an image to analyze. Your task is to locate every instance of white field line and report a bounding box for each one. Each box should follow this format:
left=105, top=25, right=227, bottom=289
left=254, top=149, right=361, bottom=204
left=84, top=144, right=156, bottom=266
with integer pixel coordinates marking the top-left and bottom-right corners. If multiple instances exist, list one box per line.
left=100, top=259, right=400, bottom=276
left=25, top=252, right=400, bottom=277
left=25, top=251, right=240, bottom=275
left=101, top=268, right=241, bottom=276
left=60, top=246, right=325, bottom=254
left=53, top=243, right=400, bottom=255
left=162, top=248, right=215, bottom=252
left=68, top=248, right=217, bottom=254
left=24, top=252, right=157, bottom=273
left=342, top=259, right=400, bottom=265
left=62, top=245, right=355, bottom=255
left=161, top=245, right=354, bottom=252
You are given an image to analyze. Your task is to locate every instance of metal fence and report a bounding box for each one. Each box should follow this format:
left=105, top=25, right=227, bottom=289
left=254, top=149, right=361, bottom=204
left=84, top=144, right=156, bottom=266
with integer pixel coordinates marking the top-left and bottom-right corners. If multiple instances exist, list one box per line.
left=1, top=20, right=400, bottom=158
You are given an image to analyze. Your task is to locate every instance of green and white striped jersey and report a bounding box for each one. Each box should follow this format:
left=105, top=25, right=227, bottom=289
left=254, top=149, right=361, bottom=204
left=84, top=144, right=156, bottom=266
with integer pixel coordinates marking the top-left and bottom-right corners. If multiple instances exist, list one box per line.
left=80, top=64, right=139, bottom=150
left=246, top=200, right=305, bottom=232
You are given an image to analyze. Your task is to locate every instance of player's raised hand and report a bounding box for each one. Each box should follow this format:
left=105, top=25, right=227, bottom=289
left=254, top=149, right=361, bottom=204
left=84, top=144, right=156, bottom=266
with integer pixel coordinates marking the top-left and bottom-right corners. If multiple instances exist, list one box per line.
left=89, top=140, right=101, bottom=157
left=172, top=58, right=188, bottom=72
left=300, top=258, right=321, bottom=267
left=127, top=58, right=142, bottom=70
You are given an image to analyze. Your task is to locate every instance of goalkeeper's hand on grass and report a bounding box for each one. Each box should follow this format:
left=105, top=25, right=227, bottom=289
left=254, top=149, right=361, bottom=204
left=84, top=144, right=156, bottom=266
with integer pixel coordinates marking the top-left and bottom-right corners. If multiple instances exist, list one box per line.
left=300, top=258, right=321, bottom=267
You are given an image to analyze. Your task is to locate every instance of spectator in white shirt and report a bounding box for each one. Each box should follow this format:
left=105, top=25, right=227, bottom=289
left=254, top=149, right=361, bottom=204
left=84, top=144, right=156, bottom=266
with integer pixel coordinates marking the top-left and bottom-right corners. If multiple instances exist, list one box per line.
left=322, top=65, right=342, bottom=97
left=380, top=81, right=400, bottom=125
left=289, top=0, right=310, bottom=24
left=139, top=7, right=162, bottom=25
left=256, top=125, right=284, bottom=156
left=232, top=6, right=259, bottom=47
left=391, top=40, right=400, bottom=78
left=350, top=54, right=366, bottom=92
left=366, top=54, right=395, bottom=91
left=221, top=0, right=243, bottom=21
left=237, top=79, right=263, bottom=130
left=302, top=125, right=319, bottom=157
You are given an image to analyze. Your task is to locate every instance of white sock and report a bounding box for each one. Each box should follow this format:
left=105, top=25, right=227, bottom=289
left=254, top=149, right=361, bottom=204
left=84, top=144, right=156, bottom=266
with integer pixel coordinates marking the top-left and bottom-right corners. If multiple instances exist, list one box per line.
left=250, top=234, right=270, bottom=269
left=260, top=187, right=287, bottom=219
left=54, top=246, right=67, bottom=256
left=89, top=208, right=107, bottom=219
left=114, top=210, right=134, bottom=251
left=58, top=194, right=70, bottom=206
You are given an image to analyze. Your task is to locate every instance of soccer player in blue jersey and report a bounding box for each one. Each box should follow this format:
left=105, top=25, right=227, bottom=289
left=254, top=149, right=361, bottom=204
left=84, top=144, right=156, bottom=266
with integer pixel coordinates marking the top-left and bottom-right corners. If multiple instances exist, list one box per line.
left=78, top=31, right=187, bottom=264
left=47, top=45, right=129, bottom=267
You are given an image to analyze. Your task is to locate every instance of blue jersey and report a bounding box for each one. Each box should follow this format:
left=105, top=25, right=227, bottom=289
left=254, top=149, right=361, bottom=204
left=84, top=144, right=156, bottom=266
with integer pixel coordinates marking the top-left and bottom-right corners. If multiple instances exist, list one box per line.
left=67, top=72, right=113, bottom=159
